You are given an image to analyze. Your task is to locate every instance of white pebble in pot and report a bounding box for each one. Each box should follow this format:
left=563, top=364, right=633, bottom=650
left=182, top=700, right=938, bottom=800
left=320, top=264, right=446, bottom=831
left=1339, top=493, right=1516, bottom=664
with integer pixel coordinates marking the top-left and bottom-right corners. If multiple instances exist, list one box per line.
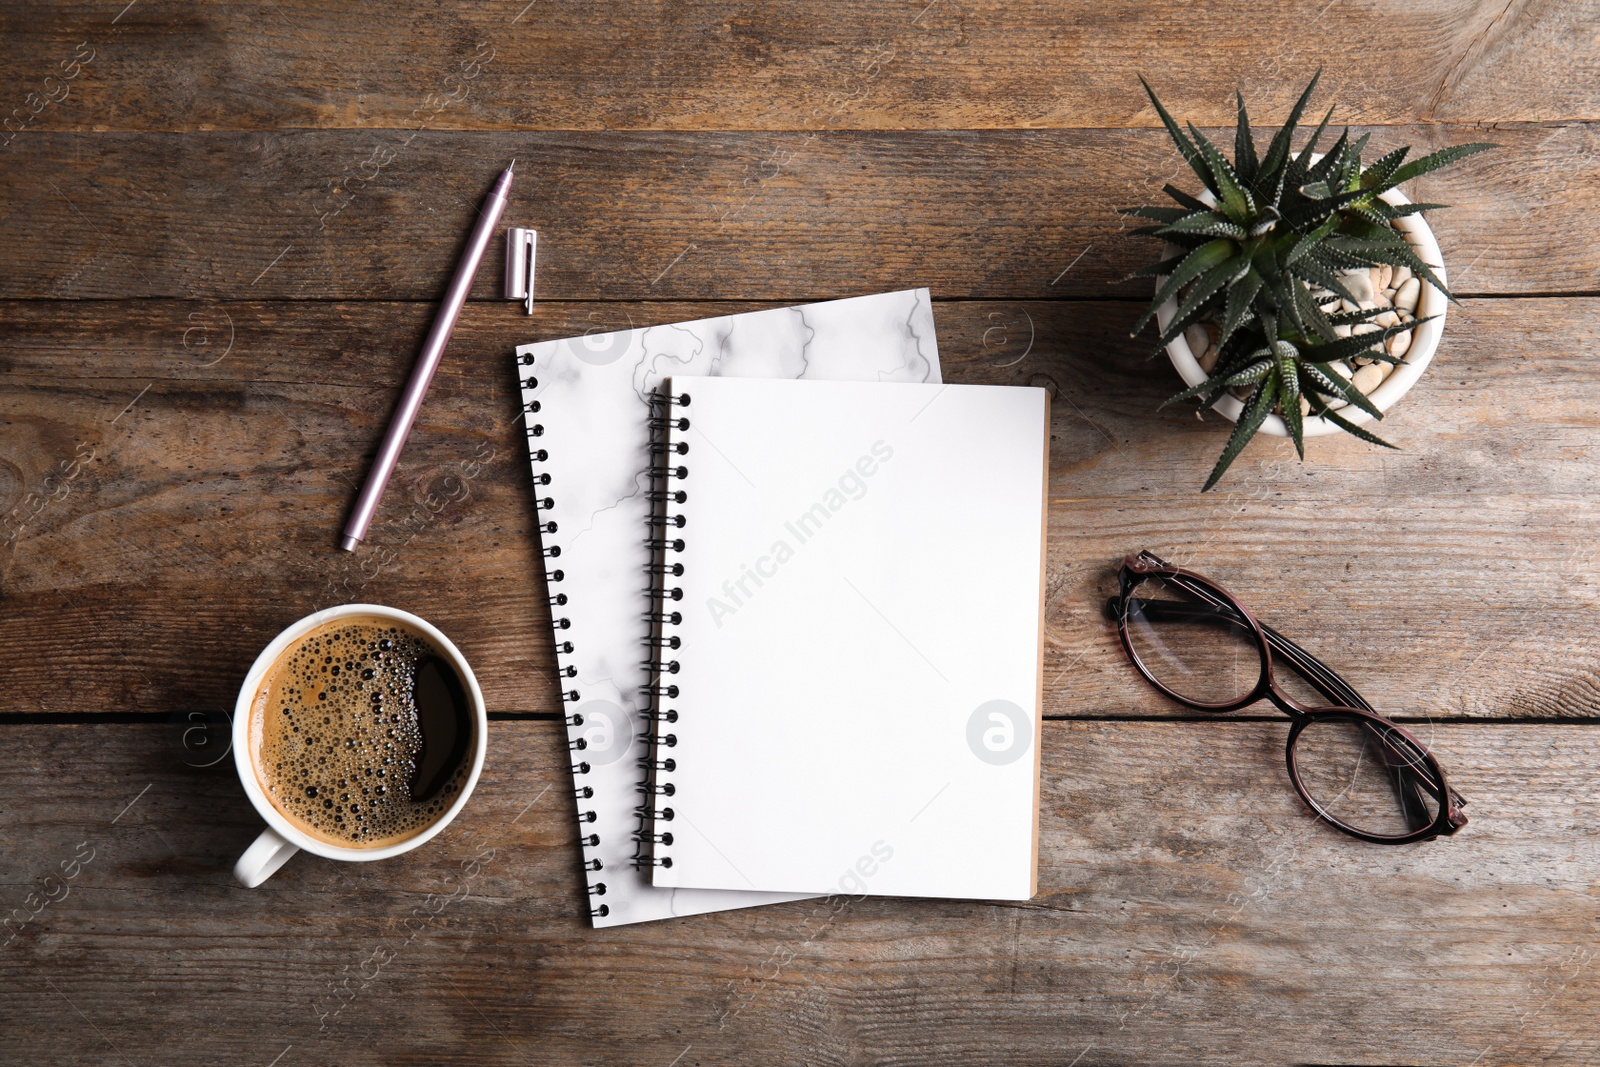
left=1395, top=277, right=1422, bottom=314
left=1341, top=269, right=1377, bottom=304
left=1352, top=363, right=1385, bottom=394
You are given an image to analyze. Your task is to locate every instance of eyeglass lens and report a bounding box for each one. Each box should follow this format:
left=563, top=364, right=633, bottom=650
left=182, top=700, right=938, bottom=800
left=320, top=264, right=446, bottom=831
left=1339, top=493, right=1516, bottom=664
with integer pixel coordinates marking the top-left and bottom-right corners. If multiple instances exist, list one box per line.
left=1291, top=714, right=1442, bottom=838
left=1122, top=573, right=1261, bottom=706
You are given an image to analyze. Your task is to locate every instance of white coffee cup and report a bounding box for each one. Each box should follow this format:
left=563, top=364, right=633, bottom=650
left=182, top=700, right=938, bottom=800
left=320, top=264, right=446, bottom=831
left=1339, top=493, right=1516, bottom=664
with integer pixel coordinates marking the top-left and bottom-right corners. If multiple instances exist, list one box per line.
left=232, top=604, right=488, bottom=888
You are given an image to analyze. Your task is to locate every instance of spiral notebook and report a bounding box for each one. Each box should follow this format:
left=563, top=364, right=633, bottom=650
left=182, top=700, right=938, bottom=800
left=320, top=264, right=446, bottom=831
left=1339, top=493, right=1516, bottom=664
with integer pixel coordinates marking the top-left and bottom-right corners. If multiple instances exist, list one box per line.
left=644, top=377, right=1049, bottom=900
left=513, top=290, right=941, bottom=926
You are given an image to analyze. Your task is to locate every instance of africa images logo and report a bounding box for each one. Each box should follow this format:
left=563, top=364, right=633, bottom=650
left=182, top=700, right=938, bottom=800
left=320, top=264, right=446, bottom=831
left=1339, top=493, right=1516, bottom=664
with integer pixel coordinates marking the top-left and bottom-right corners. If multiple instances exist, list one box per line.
left=966, top=700, right=1032, bottom=765
left=566, top=328, right=631, bottom=367
left=705, top=440, right=894, bottom=628
left=576, top=699, right=638, bottom=766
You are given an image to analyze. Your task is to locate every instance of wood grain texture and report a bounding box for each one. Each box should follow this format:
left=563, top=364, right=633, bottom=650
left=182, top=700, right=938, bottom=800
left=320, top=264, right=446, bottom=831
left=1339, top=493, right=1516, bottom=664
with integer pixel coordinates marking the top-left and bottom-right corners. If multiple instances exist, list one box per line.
left=3, top=298, right=1598, bottom=722
left=3, top=1, right=1599, bottom=131
left=0, top=124, right=1581, bottom=303
left=1, top=720, right=1596, bottom=1066
left=4, top=4, right=1599, bottom=1061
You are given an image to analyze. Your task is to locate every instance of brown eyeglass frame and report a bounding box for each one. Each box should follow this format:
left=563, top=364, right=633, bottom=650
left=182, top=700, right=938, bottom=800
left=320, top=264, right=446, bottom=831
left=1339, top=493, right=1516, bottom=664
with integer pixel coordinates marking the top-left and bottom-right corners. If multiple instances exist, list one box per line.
left=1109, top=551, right=1467, bottom=844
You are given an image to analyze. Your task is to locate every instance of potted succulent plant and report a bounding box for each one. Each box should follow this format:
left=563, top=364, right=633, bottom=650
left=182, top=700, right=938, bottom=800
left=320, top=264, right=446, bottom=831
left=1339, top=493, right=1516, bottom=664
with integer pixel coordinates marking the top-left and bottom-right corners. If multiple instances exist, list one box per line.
left=1123, top=73, right=1494, bottom=489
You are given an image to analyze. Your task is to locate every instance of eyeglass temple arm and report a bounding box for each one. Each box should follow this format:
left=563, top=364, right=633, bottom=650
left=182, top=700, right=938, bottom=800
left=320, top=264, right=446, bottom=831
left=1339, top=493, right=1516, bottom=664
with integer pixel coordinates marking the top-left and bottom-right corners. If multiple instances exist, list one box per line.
left=1131, top=566, right=1377, bottom=713
left=1255, top=620, right=1375, bottom=714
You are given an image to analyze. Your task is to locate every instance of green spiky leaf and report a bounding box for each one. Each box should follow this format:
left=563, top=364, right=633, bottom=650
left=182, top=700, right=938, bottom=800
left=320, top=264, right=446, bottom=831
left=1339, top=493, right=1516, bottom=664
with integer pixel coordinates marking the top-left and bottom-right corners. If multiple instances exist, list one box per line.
left=1161, top=352, right=1262, bottom=408
left=1202, top=377, right=1279, bottom=491
left=1120, top=206, right=1193, bottom=224
left=1189, top=123, right=1256, bottom=222
left=1133, top=238, right=1237, bottom=334
left=1359, top=147, right=1410, bottom=193
left=1299, top=318, right=1430, bottom=365
left=1380, top=201, right=1450, bottom=218
left=1124, top=253, right=1189, bottom=280
left=1290, top=254, right=1359, bottom=304
left=1254, top=70, right=1322, bottom=191
left=1386, top=143, right=1498, bottom=187
left=1234, top=91, right=1259, bottom=185
left=1219, top=269, right=1264, bottom=347
left=1305, top=128, right=1349, bottom=184
left=1157, top=259, right=1246, bottom=347
left=1284, top=105, right=1336, bottom=193
left=1158, top=212, right=1249, bottom=240
left=1277, top=350, right=1304, bottom=456
left=1291, top=278, right=1336, bottom=342
left=1140, top=76, right=1212, bottom=190
left=1162, top=184, right=1212, bottom=212
left=1300, top=360, right=1350, bottom=399
left=1305, top=391, right=1399, bottom=449
left=1228, top=357, right=1275, bottom=386
left=1316, top=363, right=1385, bottom=420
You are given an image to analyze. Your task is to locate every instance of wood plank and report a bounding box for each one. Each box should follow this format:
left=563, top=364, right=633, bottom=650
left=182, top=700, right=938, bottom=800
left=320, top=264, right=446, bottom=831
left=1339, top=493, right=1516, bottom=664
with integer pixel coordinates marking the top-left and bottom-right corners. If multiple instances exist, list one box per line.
left=0, top=125, right=1580, bottom=302
left=0, top=720, right=1594, bottom=1066
left=3, top=298, right=1599, bottom=721
left=3, top=1, right=1597, bottom=132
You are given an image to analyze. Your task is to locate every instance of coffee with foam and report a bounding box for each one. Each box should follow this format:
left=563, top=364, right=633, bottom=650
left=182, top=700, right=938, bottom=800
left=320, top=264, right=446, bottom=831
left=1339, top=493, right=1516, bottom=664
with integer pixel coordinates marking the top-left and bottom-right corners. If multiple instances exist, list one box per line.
left=249, top=615, right=473, bottom=848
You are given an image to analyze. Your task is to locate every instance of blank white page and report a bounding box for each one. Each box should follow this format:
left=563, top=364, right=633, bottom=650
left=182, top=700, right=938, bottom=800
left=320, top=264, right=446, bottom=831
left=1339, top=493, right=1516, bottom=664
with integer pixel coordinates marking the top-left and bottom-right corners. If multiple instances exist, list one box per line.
left=649, top=377, right=1048, bottom=900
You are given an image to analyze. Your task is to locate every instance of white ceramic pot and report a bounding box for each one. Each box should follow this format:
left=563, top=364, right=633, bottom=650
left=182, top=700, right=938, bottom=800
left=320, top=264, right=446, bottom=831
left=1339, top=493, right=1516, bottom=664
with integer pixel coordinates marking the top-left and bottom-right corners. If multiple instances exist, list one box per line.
left=1156, top=184, right=1448, bottom=438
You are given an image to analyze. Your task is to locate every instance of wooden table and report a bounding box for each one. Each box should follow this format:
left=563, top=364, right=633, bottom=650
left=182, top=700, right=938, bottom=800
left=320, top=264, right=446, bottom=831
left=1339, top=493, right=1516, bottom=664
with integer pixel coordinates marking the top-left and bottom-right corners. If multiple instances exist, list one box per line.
left=3, top=3, right=1598, bottom=1064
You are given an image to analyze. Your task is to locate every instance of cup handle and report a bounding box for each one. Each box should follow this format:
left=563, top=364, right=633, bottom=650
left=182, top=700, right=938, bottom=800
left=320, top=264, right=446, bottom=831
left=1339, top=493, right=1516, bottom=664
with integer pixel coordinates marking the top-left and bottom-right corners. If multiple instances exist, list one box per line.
left=234, top=828, right=299, bottom=888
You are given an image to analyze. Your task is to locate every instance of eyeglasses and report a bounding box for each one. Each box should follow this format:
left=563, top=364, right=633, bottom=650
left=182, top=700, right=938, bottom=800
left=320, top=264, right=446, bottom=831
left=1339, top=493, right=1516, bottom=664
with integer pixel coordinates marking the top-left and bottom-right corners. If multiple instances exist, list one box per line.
left=1107, top=551, right=1467, bottom=844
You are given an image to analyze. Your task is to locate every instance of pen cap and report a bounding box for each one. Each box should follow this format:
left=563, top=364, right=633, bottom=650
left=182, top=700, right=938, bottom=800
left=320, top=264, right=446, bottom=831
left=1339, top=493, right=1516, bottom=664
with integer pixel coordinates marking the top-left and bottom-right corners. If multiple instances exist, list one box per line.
left=505, top=228, right=537, bottom=300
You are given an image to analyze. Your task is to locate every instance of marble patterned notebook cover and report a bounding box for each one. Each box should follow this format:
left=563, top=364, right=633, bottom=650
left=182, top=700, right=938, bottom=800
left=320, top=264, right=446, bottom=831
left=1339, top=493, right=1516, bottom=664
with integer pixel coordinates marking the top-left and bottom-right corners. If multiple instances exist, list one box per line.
left=513, top=289, right=942, bottom=927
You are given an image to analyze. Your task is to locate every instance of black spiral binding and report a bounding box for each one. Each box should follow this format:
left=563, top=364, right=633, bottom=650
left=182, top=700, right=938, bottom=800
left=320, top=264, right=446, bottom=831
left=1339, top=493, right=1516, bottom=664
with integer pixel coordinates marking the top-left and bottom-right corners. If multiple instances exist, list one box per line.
left=517, top=345, right=610, bottom=914
left=635, top=388, right=692, bottom=873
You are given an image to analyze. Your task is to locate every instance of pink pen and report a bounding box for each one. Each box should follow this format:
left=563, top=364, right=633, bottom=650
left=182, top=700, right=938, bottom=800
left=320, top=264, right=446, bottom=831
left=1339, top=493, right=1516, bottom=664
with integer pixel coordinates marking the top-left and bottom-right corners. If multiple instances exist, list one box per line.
left=339, top=161, right=515, bottom=552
